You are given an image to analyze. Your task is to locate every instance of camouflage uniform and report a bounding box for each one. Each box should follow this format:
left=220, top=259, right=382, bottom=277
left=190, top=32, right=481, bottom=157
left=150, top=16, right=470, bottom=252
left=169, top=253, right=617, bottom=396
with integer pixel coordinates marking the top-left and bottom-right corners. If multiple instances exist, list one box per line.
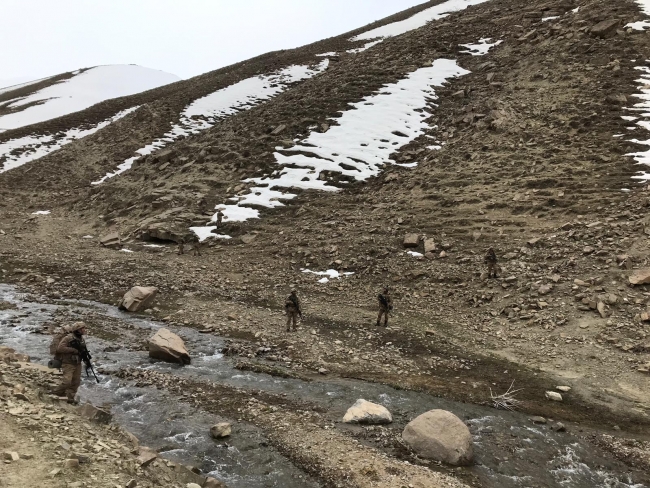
left=377, top=288, right=392, bottom=327
left=216, top=210, right=224, bottom=227
left=177, top=238, right=185, bottom=255
left=285, top=290, right=301, bottom=332
left=191, top=234, right=202, bottom=256
left=484, top=248, right=498, bottom=278
left=52, top=322, right=87, bottom=403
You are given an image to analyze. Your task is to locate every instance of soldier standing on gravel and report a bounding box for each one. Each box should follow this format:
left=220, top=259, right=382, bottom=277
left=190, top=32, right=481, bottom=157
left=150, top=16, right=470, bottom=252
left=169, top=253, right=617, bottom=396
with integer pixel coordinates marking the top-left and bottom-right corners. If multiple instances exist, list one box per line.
left=191, top=233, right=202, bottom=256
left=285, top=289, right=302, bottom=332
left=177, top=237, right=185, bottom=255
left=484, top=247, right=498, bottom=278
left=215, top=209, right=224, bottom=228
left=52, top=322, right=87, bottom=404
left=377, top=287, right=393, bottom=327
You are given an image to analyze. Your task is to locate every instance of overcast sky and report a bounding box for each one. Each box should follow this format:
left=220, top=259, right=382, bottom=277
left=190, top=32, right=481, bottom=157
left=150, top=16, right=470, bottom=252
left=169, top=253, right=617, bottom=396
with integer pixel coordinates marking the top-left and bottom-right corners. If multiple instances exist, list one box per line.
left=0, top=0, right=425, bottom=86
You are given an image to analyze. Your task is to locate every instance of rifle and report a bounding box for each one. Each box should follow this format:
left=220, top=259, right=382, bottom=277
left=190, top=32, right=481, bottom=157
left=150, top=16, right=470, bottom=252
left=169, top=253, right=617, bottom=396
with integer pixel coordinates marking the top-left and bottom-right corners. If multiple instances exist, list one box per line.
left=71, top=339, right=100, bottom=383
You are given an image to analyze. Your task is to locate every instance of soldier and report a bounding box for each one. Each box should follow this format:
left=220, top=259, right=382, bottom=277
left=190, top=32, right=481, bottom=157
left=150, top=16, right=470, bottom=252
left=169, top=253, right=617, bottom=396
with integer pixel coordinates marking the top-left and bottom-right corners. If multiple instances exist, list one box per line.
left=377, top=287, right=393, bottom=327
left=285, top=289, right=302, bottom=332
left=51, top=322, right=87, bottom=404
left=484, top=247, right=498, bottom=278
left=191, top=233, right=202, bottom=256
left=215, top=209, right=224, bottom=227
left=177, top=237, right=185, bottom=255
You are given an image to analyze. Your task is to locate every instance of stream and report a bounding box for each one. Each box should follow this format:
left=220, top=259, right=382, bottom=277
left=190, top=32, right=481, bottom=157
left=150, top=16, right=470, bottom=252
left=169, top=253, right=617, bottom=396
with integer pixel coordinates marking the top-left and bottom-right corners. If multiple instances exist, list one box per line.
left=0, top=283, right=646, bottom=488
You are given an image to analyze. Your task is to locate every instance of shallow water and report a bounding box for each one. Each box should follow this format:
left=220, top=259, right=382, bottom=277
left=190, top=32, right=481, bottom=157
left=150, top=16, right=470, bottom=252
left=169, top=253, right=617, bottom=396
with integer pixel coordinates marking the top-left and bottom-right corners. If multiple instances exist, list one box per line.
left=0, top=284, right=646, bottom=488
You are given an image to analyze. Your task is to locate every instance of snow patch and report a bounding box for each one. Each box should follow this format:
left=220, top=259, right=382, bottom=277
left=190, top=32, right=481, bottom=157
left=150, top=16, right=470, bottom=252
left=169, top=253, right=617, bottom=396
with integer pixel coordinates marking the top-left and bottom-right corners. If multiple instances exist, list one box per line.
left=0, top=65, right=179, bottom=131
left=625, top=64, right=650, bottom=180
left=353, top=0, right=490, bottom=40
left=208, top=58, right=469, bottom=223
left=628, top=0, right=650, bottom=30
left=459, top=38, right=502, bottom=56
left=542, top=16, right=560, bottom=22
left=0, top=107, right=139, bottom=173
left=82, top=235, right=94, bottom=239
left=317, top=52, right=336, bottom=57
left=302, top=269, right=354, bottom=283
left=406, top=251, right=424, bottom=258
left=31, top=210, right=50, bottom=215
left=189, top=226, right=232, bottom=242
left=346, top=40, right=384, bottom=54
left=92, top=61, right=329, bottom=185
left=120, top=249, right=134, bottom=253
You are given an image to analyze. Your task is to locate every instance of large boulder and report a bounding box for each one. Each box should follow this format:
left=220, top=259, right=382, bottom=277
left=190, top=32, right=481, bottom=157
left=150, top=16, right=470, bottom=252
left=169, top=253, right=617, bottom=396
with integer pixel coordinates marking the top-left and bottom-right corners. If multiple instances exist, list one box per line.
left=148, top=328, right=191, bottom=364
left=590, top=19, right=620, bottom=38
left=342, top=399, right=392, bottom=424
left=139, top=222, right=186, bottom=243
left=210, top=422, right=232, bottom=439
left=78, top=403, right=112, bottom=424
left=119, top=286, right=158, bottom=312
left=402, top=409, right=473, bottom=466
left=100, top=232, right=121, bottom=249
left=629, top=268, right=650, bottom=286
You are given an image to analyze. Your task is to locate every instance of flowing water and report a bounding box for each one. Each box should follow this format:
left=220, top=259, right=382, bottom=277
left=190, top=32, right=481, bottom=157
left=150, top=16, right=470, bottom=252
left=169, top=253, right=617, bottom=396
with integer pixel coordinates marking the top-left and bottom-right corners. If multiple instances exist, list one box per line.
left=0, top=284, right=646, bottom=488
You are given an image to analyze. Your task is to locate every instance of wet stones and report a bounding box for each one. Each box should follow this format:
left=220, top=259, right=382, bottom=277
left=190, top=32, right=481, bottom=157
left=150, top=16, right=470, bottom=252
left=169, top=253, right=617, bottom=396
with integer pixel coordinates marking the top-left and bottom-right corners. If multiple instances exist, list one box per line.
left=118, top=286, right=158, bottom=313
left=148, top=328, right=191, bottom=365
left=342, top=399, right=393, bottom=425
left=402, top=409, right=473, bottom=466
left=210, top=422, right=232, bottom=439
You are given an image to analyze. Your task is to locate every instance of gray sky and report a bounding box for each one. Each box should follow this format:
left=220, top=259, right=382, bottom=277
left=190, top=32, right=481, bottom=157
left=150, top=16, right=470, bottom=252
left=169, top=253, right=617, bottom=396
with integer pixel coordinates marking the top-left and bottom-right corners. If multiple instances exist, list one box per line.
left=0, top=0, right=425, bottom=85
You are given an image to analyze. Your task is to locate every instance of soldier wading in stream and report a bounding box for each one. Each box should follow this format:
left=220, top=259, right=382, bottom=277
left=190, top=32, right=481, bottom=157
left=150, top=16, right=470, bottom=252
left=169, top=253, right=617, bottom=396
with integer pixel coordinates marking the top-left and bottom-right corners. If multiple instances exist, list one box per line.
left=377, top=287, right=393, bottom=327
left=51, top=322, right=88, bottom=404
left=285, top=289, right=302, bottom=332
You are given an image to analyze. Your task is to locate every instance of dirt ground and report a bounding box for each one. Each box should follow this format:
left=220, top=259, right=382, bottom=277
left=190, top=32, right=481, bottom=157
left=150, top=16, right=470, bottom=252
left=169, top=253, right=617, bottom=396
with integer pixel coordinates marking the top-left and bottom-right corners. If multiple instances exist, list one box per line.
left=2, top=0, right=650, bottom=486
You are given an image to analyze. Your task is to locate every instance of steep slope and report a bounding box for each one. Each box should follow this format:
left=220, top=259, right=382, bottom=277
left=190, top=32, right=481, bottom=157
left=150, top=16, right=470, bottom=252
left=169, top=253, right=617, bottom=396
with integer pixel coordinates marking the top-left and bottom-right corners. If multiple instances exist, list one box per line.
left=2, top=0, right=650, bottom=487
left=0, top=65, right=181, bottom=131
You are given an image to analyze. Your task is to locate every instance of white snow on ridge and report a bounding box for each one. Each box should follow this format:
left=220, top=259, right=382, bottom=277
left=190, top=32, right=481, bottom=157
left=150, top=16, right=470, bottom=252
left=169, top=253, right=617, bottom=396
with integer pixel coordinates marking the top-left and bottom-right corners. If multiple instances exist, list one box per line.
left=0, top=107, right=139, bottom=173
left=0, top=65, right=179, bottom=131
left=93, top=60, right=330, bottom=186
left=459, top=38, right=502, bottom=56
left=209, top=58, right=469, bottom=225
left=352, top=0, right=490, bottom=41
left=302, top=268, right=354, bottom=283
left=0, top=75, right=54, bottom=96
left=346, top=40, right=384, bottom=54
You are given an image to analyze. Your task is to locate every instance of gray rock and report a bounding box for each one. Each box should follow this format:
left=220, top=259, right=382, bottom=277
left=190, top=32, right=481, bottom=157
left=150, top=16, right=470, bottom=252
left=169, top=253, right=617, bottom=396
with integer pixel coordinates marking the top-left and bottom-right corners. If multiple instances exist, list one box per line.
left=629, top=268, right=650, bottom=286
left=591, top=19, right=620, bottom=38
left=148, top=328, right=191, bottom=365
left=210, top=422, right=232, bottom=439
left=402, top=409, right=473, bottom=465
left=342, top=399, right=392, bottom=425
left=119, top=286, right=158, bottom=313
left=403, top=234, right=420, bottom=248
left=99, top=232, right=121, bottom=249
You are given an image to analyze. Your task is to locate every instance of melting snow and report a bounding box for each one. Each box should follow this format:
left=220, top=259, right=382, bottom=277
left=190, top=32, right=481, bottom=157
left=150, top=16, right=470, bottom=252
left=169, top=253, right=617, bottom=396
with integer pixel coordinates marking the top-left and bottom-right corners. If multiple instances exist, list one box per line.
left=302, top=269, right=354, bottom=283
left=0, top=107, right=139, bottom=173
left=31, top=210, right=50, bottom=215
left=82, top=235, right=94, bottom=239
left=189, top=226, right=232, bottom=242
left=628, top=0, right=650, bottom=30
left=346, top=40, right=384, bottom=54
left=542, top=16, right=560, bottom=22
left=210, top=58, right=469, bottom=224
left=459, top=38, right=502, bottom=56
left=0, top=65, right=179, bottom=131
left=120, top=249, right=134, bottom=253
left=0, top=75, right=53, bottom=96
left=406, top=251, right=424, bottom=258
left=92, top=61, right=329, bottom=185
left=624, top=64, right=650, bottom=180
left=352, top=0, right=490, bottom=40
left=317, top=52, right=337, bottom=57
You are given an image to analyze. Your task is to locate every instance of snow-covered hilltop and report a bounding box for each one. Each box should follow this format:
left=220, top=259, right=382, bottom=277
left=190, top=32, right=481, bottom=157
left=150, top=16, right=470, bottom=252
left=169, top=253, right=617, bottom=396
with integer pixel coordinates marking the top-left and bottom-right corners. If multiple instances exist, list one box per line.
left=0, top=65, right=180, bottom=132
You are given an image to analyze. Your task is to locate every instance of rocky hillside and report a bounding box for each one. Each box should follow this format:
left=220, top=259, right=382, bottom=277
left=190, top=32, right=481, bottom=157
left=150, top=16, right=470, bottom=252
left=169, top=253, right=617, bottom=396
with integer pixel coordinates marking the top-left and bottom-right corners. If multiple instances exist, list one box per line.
left=2, top=0, right=650, bottom=487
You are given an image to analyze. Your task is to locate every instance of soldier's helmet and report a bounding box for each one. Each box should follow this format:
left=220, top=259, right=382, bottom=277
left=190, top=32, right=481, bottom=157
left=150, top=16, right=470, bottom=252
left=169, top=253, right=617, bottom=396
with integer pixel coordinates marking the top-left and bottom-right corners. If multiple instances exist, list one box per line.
left=69, top=322, right=86, bottom=332
left=291, top=289, right=297, bottom=294
left=383, top=287, right=389, bottom=293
